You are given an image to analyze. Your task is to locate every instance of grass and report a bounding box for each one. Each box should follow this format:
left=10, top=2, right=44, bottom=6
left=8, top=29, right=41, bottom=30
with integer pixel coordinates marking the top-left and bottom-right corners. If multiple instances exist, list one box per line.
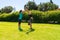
left=0, top=22, right=60, bottom=40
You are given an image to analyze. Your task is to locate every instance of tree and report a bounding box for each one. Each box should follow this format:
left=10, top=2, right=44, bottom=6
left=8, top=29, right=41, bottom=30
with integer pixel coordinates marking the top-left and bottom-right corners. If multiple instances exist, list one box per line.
left=50, top=0, right=53, bottom=4
left=33, top=0, right=34, bottom=2
left=38, top=2, right=58, bottom=11
left=24, top=1, right=37, bottom=10
left=0, top=10, right=1, bottom=13
left=0, top=6, right=13, bottom=13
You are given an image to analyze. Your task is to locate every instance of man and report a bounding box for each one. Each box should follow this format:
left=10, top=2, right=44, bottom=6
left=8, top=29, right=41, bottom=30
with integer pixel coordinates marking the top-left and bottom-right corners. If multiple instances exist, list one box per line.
left=18, top=10, right=23, bottom=31
left=24, top=5, right=34, bottom=31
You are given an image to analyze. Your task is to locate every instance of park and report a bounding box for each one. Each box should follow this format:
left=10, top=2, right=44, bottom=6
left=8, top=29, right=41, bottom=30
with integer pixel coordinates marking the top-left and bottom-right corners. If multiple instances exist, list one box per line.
left=0, top=0, right=60, bottom=40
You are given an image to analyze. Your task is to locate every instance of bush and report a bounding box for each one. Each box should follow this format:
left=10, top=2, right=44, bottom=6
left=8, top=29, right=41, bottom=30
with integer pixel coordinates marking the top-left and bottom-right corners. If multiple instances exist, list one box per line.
left=0, top=12, right=19, bottom=22
left=0, top=10, right=60, bottom=23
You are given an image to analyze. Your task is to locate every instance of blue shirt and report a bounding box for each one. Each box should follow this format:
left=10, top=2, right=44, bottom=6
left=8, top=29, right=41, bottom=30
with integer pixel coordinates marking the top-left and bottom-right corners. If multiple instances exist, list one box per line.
left=19, top=12, right=23, bottom=20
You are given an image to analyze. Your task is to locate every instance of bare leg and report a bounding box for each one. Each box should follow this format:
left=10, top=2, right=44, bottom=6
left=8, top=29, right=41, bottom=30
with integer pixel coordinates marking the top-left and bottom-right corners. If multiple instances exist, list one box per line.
left=29, top=23, right=35, bottom=31
left=18, top=22, right=20, bottom=29
left=18, top=22, right=23, bottom=31
left=30, top=23, right=32, bottom=29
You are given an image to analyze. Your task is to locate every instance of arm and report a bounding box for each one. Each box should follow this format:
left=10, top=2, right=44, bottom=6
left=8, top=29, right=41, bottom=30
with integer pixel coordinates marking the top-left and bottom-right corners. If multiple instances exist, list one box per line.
left=31, top=17, right=33, bottom=20
left=22, top=11, right=25, bottom=14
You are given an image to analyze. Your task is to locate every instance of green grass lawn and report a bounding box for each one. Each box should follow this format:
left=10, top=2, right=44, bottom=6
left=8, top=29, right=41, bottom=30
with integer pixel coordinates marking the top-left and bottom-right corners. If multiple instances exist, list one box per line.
left=0, top=22, right=60, bottom=40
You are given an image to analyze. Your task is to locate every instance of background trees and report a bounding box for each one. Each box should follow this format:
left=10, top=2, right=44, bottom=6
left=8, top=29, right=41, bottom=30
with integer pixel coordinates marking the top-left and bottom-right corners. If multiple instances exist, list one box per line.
left=38, top=2, right=58, bottom=11
left=24, top=1, right=37, bottom=10
left=0, top=6, right=13, bottom=13
left=24, top=1, right=59, bottom=11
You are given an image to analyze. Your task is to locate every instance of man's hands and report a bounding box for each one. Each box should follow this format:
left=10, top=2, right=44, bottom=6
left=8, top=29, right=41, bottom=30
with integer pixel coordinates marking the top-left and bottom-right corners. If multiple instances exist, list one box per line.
left=31, top=17, right=33, bottom=20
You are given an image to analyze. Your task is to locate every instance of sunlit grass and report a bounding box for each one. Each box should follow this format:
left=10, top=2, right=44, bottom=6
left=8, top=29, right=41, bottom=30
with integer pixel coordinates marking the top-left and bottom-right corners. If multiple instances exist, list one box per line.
left=0, top=22, right=60, bottom=40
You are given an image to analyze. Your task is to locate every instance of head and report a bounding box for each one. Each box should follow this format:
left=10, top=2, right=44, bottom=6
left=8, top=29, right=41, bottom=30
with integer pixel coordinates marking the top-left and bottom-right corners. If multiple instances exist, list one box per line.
left=24, top=5, right=29, bottom=11
left=19, top=10, right=22, bottom=13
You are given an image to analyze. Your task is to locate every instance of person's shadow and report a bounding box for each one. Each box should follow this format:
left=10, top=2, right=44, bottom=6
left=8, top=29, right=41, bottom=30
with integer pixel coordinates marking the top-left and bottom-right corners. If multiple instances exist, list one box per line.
left=26, top=29, right=35, bottom=34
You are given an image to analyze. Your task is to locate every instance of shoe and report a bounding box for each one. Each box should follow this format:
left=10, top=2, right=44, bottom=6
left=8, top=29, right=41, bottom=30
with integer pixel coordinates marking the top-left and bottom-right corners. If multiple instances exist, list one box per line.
left=30, top=28, right=35, bottom=32
left=19, top=28, right=23, bottom=31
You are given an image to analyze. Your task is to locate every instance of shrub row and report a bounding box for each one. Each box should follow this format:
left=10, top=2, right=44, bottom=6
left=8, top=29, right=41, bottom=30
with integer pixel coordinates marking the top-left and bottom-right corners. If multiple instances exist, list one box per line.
left=0, top=12, right=19, bottom=22
left=0, top=10, right=60, bottom=23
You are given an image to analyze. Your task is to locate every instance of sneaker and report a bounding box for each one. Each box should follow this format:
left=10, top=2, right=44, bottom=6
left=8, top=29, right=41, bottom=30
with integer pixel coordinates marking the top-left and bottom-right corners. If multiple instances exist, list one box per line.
left=19, top=28, right=23, bottom=31
left=30, top=28, right=35, bottom=32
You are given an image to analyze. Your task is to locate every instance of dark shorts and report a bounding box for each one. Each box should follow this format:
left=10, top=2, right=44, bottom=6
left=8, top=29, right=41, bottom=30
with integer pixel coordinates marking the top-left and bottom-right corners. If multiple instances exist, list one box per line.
left=28, top=19, right=32, bottom=25
left=18, top=19, right=22, bottom=24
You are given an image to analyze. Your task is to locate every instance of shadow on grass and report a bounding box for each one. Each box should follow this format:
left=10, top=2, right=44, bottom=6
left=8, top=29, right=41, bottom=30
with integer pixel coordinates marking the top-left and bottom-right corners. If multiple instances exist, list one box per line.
left=18, top=28, right=23, bottom=32
left=26, top=29, right=35, bottom=34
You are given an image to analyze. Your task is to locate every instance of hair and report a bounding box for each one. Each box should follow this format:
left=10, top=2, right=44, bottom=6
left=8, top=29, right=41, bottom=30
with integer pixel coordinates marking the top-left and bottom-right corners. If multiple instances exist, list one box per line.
left=19, top=10, right=22, bottom=13
left=24, top=5, right=29, bottom=10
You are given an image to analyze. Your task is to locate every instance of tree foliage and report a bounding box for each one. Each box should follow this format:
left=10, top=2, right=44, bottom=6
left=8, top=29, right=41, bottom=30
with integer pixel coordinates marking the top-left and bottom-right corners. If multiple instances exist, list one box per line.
left=0, top=6, right=13, bottom=13
left=50, top=0, right=53, bottom=4
left=38, top=2, right=58, bottom=11
left=24, top=1, right=37, bottom=10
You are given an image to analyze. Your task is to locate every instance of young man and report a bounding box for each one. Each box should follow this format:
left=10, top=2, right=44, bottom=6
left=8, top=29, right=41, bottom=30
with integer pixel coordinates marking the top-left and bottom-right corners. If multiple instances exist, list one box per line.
left=28, top=11, right=34, bottom=31
left=24, top=6, right=34, bottom=31
left=18, top=10, right=23, bottom=31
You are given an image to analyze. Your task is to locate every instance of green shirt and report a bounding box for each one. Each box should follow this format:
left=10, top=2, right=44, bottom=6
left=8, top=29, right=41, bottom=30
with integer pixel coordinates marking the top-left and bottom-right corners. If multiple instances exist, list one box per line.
left=19, top=12, right=23, bottom=20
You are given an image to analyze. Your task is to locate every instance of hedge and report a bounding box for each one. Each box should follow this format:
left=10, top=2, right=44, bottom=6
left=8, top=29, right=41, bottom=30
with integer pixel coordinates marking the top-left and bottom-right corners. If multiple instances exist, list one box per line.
left=0, top=10, right=60, bottom=23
